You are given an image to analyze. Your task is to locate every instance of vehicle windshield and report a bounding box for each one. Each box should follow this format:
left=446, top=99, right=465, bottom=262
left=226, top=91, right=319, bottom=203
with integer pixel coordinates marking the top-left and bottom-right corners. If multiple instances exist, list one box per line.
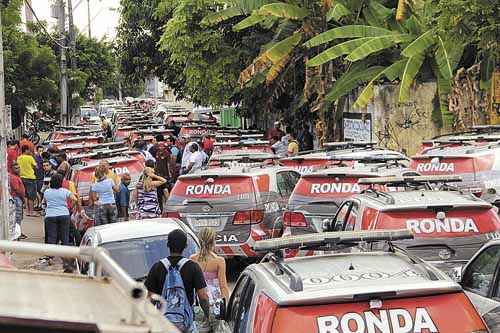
left=102, top=234, right=199, bottom=280
left=81, top=109, right=98, bottom=117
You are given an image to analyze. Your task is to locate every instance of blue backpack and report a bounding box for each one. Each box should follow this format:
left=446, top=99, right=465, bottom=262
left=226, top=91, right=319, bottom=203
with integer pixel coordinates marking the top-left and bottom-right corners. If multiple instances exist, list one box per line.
left=160, top=258, right=194, bottom=332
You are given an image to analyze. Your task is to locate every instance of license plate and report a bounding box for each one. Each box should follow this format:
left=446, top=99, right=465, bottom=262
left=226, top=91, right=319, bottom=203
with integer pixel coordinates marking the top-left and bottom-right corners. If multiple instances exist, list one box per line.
left=189, top=218, right=221, bottom=227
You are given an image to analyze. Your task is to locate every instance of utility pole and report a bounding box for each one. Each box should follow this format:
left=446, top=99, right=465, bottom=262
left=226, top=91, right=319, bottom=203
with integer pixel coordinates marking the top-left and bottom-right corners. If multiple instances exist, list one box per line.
left=87, top=0, right=91, bottom=38
left=58, top=0, right=68, bottom=126
left=67, top=0, right=77, bottom=125
left=0, top=6, right=11, bottom=240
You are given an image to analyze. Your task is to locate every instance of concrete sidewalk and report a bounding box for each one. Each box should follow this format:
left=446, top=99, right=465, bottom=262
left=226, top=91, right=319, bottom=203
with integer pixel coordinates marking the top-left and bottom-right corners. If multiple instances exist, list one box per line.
left=11, top=214, right=64, bottom=271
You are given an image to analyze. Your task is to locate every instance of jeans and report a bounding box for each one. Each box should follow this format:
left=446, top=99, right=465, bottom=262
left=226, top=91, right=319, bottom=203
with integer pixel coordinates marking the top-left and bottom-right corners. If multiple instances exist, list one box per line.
left=13, top=197, right=23, bottom=226
left=45, top=215, right=70, bottom=245
left=94, top=204, right=117, bottom=226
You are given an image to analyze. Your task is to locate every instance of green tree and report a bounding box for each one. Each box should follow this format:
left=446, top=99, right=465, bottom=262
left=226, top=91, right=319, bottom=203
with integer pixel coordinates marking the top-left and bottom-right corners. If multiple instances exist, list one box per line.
left=116, top=0, right=184, bottom=98
left=2, top=0, right=59, bottom=127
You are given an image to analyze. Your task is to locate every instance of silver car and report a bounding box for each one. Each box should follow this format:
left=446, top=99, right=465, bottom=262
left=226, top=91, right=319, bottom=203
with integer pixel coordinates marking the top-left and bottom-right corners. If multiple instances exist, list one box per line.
left=80, top=218, right=199, bottom=280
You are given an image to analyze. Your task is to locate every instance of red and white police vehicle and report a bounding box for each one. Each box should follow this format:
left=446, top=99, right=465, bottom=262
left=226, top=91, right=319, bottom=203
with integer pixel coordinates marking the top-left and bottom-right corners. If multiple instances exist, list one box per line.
left=410, top=142, right=500, bottom=204
left=283, top=157, right=415, bottom=238
left=217, top=230, right=488, bottom=332
left=163, top=166, right=300, bottom=258
left=327, top=175, right=500, bottom=274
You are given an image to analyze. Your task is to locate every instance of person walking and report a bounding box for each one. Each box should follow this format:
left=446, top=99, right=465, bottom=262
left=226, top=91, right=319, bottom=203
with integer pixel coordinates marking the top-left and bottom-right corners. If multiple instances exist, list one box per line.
left=155, top=143, right=172, bottom=212
left=43, top=173, right=77, bottom=271
left=17, top=146, right=38, bottom=217
left=7, top=140, right=19, bottom=174
left=186, top=144, right=204, bottom=174
left=90, top=165, right=120, bottom=225
left=134, top=167, right=166, bottom=218
left=9, top=162, right=26, bottom=239
left=191, top=228, right=230, bottom=331
left=115, top=173, right=131, bottom=220
left=145, top=229, right=210, bottom=332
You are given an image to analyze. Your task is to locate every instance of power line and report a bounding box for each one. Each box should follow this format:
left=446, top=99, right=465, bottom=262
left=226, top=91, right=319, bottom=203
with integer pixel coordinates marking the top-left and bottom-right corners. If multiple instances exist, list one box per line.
left=23, top=0, right=69, bottom=49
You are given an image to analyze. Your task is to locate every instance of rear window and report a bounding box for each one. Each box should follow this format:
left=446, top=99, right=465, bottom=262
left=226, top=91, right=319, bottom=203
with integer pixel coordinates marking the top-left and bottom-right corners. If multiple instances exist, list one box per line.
left=168, top=176, right=257, bottom=207
left=272, top=293, right=485, bottom=333
left=289, top=176, right=381, bottom=206
left=410, top=157, right=475, bottom=175
left=375, top=208, right=500, bottom=237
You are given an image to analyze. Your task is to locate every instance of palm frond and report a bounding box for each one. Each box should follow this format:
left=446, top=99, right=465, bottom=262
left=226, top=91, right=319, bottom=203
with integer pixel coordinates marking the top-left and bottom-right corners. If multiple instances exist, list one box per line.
left=326, top=64, right=385, bottom=102
left=401, top=29, right=435, bottom=58
left=326, top=2, right=351, bottom=22
left=258, top=2, right=308, bottom=20
left=266, top=54, right=290, bottom=84
left=239, top=32, right=302, bottom=86
left=354, top=59, right=406, bottom=107
left=304, top=25, right=395, bottom=48
left=307, top=38, right=371, bottom=67
left=434, top=35, right=453, bottom=80
left=346, top=34, right=413, bottom=62
left=233, top=13, right=267, bottom=31
left=399, top=54, right=424, bottom=102
left=202, top=7, right=243, bottom=26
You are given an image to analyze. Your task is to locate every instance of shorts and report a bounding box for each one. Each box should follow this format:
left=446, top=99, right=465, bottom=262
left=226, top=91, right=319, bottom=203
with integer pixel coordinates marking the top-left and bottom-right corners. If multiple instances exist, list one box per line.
left=22, top=178, right=37, bottom=200
left=36, top=179, right=44, bottom=193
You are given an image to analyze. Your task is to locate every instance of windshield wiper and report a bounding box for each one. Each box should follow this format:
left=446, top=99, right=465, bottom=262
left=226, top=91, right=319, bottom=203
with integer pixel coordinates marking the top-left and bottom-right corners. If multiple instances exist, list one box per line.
left=182, top=200, right=214, bottom=208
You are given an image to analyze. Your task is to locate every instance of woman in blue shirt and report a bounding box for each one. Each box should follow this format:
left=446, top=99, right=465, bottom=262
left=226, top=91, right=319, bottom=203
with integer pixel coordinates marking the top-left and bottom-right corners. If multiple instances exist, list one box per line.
left=90, top=165, right=120, bottom=225
left=43, top=173, right=77, bottom=247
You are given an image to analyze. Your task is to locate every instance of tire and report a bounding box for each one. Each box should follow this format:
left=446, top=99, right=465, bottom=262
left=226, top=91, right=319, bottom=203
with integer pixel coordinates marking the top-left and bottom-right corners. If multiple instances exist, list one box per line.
left=30, top=132, right=40, bottom=145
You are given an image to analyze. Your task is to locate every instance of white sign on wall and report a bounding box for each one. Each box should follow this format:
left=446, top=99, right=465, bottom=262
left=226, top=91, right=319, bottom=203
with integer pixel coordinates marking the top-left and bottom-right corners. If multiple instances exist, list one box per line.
left=343, top=117, right=371, bottom=142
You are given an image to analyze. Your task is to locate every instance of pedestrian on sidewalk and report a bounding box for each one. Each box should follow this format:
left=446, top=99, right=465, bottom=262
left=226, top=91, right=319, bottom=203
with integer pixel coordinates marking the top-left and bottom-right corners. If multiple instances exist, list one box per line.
left=186, top=144, right=204, bottom=174
left=90, top=165, right=120, bottom=225
left=9, top=162, right=26, bottom=239
left=266, top=121, right=285, bottom=140
left=35, top=146, right=45, bottom=210
left=43, top=173, right=77, bottom=271
left=191, top=228, right=230, bottom=332
left=20, top=134, right=35, bottom=153
left=7, top=140, right=19, bottom=174
left=145, top=229, right=210, bottom=332
left=17, top=146, right=38, bottom=217
left=133, top=167, right=166, bottom=219
left=115, top=172, right=131, bottom=220
left=56, top=152, right=71, bottom=179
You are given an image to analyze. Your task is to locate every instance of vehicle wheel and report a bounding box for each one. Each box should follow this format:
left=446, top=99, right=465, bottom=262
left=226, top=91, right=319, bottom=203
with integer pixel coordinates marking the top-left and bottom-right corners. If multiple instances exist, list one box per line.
left=30, top=132, right=40, bottom=145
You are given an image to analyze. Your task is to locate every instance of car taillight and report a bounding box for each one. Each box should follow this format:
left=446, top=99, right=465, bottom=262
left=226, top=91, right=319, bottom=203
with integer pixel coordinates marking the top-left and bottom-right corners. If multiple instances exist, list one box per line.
left=233, top=210, right=264, bottom=225
left=283, top=211, right=308, bottom=227
left=163, top=211, right=181, bottom=219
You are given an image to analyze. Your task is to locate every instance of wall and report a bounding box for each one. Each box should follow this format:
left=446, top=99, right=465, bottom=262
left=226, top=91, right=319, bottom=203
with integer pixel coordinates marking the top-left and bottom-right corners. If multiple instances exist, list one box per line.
left=348, top=82, right=443, bottom=156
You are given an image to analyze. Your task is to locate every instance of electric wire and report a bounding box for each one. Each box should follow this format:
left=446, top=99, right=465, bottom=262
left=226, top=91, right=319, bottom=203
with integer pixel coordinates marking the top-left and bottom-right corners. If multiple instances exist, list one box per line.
left=23, top=0, right=69, bottom=49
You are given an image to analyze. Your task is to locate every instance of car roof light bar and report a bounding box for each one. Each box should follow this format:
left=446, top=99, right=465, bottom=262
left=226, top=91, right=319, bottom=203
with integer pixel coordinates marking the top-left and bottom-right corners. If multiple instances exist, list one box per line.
left=253, top=229, right=413, bottom=252
left=357, top=175, right=462, bottom=185
left=323, top=141, right=378, bottom=149
left=331, top=155, right=408, bottom=162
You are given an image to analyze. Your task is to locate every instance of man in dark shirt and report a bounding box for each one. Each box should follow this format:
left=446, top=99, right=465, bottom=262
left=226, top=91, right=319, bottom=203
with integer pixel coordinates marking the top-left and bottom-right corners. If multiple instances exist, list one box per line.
left=145, top=229, right=210, bottom=329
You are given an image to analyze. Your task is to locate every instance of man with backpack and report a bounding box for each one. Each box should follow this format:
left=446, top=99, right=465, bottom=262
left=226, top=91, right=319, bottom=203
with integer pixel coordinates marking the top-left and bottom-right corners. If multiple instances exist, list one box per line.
left=145, top=229, right=210, bottom=332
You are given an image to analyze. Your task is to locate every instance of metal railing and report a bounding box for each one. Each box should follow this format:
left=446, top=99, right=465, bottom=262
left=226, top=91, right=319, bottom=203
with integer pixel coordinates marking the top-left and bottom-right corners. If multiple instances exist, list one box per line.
left=0, top=240, right=147, bottom=325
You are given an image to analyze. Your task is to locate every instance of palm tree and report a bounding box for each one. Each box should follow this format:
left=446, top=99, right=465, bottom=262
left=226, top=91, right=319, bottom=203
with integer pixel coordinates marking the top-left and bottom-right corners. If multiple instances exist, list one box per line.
left=305, top=0, right=465, bottom=127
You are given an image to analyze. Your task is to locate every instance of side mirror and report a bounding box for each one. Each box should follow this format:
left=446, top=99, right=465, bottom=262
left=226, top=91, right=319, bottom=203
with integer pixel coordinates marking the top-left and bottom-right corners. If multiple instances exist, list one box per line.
left=214, top=298, right=226, bottom=320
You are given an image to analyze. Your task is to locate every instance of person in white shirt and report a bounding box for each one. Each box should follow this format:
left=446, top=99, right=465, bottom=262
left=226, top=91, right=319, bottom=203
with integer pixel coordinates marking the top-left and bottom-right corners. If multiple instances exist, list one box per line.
left=181, top=141, right=196, bottom=173
left=186, top=144, right=204, bottom=174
